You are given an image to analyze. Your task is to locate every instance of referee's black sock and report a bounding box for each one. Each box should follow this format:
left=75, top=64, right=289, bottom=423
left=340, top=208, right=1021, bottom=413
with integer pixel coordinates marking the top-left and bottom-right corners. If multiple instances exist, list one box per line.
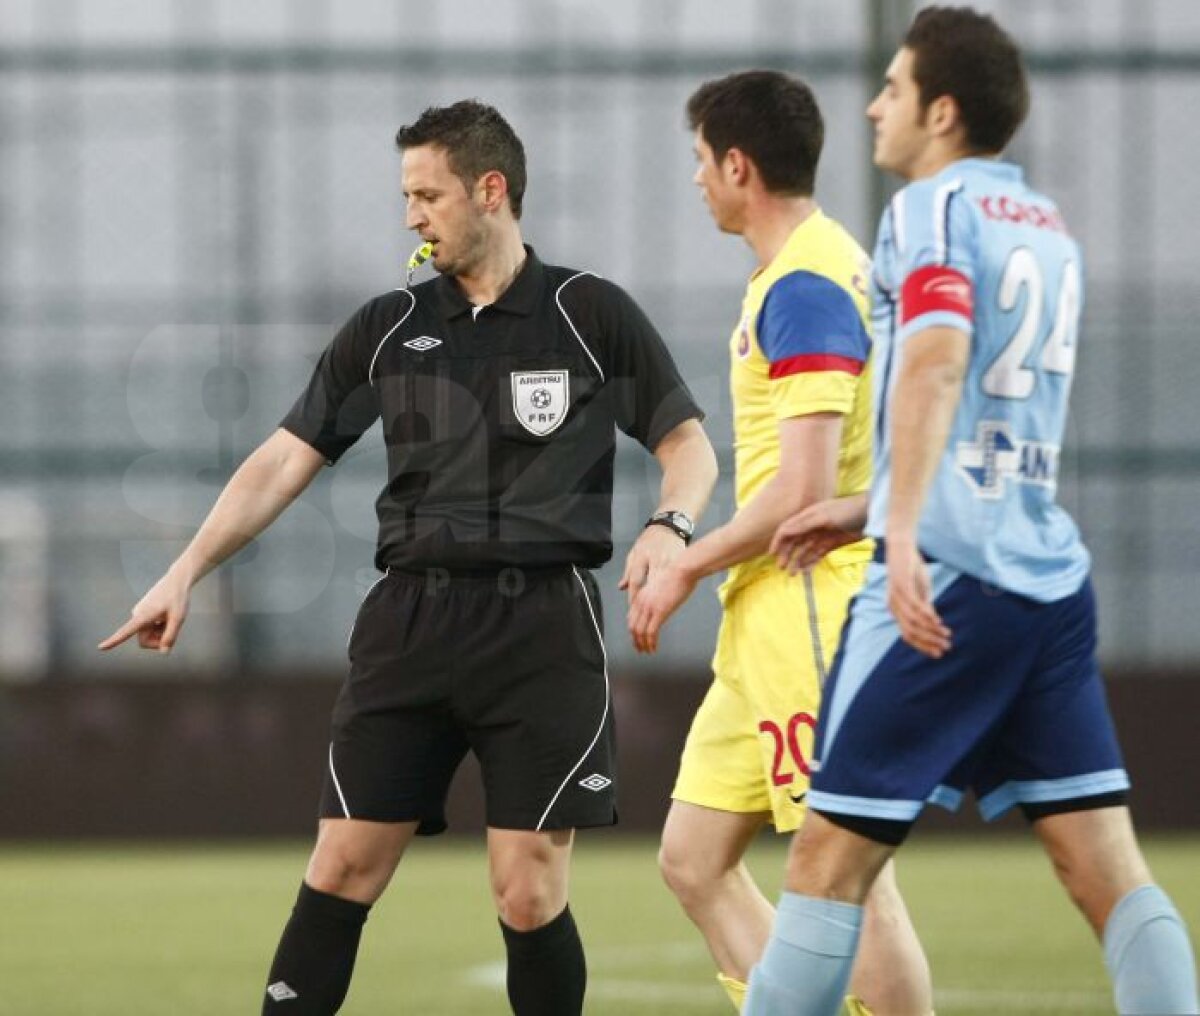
left=261, top=882, right=371, bottom=1015
left=499, top=905, right=587, bottom=1016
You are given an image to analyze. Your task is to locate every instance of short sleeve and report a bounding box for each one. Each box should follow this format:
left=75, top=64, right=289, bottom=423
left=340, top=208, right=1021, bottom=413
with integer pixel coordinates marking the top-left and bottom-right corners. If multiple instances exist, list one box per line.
left=567, top=276, right=704, bottom=450
left=279, top=301, right=383, bottom=464
left=758, top=270, right=869, bottom=420
left=891, top=181, right=977, bottom=343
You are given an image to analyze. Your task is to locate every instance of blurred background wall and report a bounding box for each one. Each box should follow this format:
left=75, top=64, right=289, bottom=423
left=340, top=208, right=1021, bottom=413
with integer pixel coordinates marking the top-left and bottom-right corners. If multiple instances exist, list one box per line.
left=1, top=0, right=1199, bottom=832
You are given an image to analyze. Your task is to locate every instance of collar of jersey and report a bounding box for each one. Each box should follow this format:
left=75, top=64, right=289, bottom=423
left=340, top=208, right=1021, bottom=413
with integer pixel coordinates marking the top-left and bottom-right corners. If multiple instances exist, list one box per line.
left=749, top=207, right=827, bottom=286
left=435, top=244, right=545, bottom=319
left=940, top=156, right=1023, bottom=183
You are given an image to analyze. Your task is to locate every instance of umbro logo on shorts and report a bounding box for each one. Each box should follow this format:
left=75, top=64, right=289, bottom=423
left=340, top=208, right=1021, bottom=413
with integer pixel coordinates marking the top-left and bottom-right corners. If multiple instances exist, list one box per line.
left=578, top=773, right=611, bottom=792
left=266, top=981, right=299, bottom=1002
left=403, top=336, right=442, bottom=352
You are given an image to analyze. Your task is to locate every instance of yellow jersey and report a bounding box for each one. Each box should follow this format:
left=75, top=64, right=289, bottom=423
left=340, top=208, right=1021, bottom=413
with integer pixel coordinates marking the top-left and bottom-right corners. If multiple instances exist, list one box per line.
left=723, top=209, right=874, bottom=597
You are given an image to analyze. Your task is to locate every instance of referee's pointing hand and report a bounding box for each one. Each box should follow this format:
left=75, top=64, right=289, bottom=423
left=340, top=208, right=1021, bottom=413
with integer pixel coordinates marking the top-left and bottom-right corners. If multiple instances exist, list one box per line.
left=98, top=568, right=192, bottom=654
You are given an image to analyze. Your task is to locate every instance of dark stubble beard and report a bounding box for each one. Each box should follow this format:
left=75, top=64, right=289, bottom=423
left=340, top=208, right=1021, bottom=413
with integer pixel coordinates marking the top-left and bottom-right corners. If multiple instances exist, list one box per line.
left=442, top=212, right=492, bottom=279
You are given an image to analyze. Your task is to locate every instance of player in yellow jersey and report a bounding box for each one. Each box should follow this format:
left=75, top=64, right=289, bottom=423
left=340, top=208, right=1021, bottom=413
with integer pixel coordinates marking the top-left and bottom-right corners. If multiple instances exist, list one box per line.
left=628, top=72, right=932, bottom=1015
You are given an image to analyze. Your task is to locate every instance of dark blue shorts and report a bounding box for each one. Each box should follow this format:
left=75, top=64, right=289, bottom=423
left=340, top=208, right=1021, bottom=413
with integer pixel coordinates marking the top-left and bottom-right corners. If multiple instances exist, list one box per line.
left=808, top=560, right=1129, bottom=826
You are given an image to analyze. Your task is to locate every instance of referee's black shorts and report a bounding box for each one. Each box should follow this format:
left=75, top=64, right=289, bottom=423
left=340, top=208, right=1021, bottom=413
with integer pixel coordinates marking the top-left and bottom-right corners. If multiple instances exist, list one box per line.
left=319, top=565, right=616, bottom=835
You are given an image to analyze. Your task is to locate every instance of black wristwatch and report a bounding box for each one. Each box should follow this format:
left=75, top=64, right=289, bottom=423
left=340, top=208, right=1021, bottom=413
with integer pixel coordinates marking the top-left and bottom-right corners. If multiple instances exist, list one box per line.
left=644, top=510, right=695, bottom=545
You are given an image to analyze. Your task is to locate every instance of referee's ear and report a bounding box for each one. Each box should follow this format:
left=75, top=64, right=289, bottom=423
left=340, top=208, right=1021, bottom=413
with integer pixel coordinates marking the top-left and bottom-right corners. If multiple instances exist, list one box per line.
left=476, top=169, right=512, bottom=216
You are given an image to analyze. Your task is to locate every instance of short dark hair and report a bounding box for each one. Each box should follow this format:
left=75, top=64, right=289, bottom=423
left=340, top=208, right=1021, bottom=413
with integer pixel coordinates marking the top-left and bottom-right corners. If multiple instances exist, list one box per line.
left=903, top=6, right=1030, bottom=154
left=686, top=70, right=824, bottom=196
left=395, top=100, right=527, bottom=218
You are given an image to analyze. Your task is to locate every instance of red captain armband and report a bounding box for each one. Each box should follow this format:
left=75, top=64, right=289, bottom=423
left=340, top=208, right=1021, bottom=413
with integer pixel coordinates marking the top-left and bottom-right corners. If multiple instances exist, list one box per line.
left=900, top=265, right=973, bottom=326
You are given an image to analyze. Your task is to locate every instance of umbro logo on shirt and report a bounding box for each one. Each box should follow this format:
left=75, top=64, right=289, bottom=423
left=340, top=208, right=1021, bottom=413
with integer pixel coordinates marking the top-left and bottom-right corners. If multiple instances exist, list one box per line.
left=403, top=336, right=443, bottom=352
left=266, top=981, right=298, bottom=1002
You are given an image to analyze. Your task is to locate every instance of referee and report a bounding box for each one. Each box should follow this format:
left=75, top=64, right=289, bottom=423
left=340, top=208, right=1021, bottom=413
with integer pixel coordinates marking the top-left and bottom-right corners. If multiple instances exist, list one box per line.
left=100, top=100, right=717, bottom=1016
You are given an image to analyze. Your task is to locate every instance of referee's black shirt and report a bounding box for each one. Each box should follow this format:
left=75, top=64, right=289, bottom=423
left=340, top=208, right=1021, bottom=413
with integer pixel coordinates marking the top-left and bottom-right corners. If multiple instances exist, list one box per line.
left=281, top=247, right=704, bottom=573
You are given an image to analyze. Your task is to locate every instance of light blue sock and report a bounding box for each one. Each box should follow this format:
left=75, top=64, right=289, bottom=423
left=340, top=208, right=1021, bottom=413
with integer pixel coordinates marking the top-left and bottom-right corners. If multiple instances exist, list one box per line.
left=1103, top=884, right=1199, bottom=1015
left=744, top=891, right=862, bottom=1016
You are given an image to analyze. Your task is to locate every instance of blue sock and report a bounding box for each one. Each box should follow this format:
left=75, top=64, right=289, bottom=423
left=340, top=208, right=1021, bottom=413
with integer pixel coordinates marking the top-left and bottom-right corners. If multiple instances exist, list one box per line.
left=1103, top=884, right=1199, bottom=1015
left=744, top=891, right=862, bottom=1016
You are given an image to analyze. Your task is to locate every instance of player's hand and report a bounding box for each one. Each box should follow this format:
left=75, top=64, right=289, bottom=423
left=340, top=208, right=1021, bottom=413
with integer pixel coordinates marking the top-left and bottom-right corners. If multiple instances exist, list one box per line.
left=618, top=524, right=688, bottom=607
left=627, top=564, right=698, bottom=655
left=885, top=537, right=951, bottom=658
left=770, top=499, right=864, bottom=574
left=98, top=568, right=192, bottom=654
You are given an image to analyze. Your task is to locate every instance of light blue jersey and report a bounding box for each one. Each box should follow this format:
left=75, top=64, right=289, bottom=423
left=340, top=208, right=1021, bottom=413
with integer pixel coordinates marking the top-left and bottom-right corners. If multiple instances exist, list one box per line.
left=867, top=157, right=1090, bottom=602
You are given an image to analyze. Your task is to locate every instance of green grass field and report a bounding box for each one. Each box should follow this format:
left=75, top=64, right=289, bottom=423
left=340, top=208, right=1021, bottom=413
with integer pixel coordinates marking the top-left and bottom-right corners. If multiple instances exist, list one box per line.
left=1, top=834, right=1196, bottom=1015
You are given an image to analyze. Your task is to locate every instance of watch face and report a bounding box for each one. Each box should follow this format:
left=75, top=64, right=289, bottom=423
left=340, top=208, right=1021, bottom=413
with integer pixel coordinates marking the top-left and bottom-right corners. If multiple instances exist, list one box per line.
left=664, top=511, right=693, bottom=535
left=649, top=511, right=693, bottom=540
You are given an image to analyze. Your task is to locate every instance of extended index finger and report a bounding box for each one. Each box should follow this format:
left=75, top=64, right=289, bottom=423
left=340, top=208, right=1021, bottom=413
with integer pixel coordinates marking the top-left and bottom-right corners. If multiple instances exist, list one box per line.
left=97, top=616, right=143, bottom=651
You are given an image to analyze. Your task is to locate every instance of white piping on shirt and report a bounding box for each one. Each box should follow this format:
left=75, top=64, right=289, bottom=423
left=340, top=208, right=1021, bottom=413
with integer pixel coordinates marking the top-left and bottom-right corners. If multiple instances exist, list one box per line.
left=368, top=289, right=417, bottom=386
left=555, top=272, right=605, bottom=382
left=890, top=190, right=907, bottom=258
left=932, top=179, right=965, bottom=266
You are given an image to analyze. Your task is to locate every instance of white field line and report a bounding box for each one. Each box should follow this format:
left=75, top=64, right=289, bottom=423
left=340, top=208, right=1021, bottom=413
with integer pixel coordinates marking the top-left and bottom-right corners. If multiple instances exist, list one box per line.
left=463, top=941, right=714, bottom=1004
left=465, top=961, right=717, bottom=1005
left=464, top=942, right=1111, bottom=1011
left=935, top=987, right=1110, bottom=1011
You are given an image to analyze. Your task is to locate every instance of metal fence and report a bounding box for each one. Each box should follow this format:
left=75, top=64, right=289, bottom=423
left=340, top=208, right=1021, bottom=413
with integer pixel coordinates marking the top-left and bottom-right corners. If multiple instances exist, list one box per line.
left=2, top=0, right=1199, bottom=675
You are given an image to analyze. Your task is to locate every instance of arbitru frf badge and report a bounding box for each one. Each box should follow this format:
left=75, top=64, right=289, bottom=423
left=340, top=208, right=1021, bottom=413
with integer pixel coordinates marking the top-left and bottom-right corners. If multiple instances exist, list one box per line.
left=511, top=370, right=570, bottom=436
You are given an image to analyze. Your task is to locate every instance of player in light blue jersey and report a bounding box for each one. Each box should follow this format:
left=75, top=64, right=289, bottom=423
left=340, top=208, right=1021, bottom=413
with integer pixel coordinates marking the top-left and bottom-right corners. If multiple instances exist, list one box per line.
left=867, top=150, right=1091, bottom=603
left=745, top=8, right=1198, bottom=1016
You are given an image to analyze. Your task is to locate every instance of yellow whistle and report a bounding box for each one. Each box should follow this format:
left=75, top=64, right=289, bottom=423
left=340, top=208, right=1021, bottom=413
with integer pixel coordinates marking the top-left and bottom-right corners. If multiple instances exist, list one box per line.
left=406, top=241, right=433, bottom=286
